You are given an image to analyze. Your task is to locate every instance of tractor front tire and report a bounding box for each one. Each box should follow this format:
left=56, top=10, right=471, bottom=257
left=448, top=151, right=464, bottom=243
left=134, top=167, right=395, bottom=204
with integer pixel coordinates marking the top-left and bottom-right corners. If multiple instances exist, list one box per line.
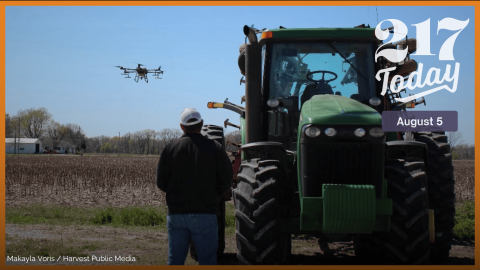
left=234, top=158, right=290, bottom=265
left=414, top=132, right=455, bottom=263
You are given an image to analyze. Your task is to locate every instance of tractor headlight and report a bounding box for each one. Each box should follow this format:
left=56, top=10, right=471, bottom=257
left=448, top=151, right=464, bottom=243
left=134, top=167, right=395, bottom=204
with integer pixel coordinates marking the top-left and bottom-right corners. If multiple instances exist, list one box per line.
left=267, top=99, right=280, bottom=108
left=305, top=126, right=321, bottom=137
left=354, top=128, right=366, bottom=137
left=369, top=127, right=385, bottom=137
left=369, top=97, right=382, bottom=106
left=324, top=128, right=337, bottom=137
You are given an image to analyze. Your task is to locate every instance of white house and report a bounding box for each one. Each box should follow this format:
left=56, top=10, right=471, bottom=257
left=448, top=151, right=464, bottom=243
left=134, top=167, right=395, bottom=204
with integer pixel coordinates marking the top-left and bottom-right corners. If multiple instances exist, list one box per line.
left=6, top=138, right=43, bottom=154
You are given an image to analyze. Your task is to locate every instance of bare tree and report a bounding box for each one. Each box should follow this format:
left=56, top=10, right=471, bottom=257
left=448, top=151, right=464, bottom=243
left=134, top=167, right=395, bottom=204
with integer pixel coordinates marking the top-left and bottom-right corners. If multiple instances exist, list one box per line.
left=454, top=144, right=475, bottom=160
left=45, top=121, right=67, bottom=150
left=132, top=130, right=148, bottom=154
left=85, top=137, right=101, bottom=153
left=225, top=130, right=241, bottom=152
left=122, top=132, right=133, bottom=154
left=143, top=129, right=156, bottom=155
left=9, top=115, right=22, bottom=154
left=152, top=131, right=159, bottom=154
left=65, top=123, right=86, bottom=152
left=158, top=128, right=182, bottom=153
left=447, top=131, right=464, bottom=153
left=5, top=113, right=14, bottom=138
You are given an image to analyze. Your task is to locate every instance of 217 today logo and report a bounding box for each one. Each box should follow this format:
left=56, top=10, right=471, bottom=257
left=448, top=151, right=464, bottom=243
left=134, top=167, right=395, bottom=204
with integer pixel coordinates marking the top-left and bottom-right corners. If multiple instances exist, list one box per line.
left=375, top=18, right=469, bottom=103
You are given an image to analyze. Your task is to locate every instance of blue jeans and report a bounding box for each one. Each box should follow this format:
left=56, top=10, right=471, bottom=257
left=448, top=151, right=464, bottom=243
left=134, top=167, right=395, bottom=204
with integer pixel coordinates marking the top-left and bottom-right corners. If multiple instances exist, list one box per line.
left=167, top=214, right=218, bottom=265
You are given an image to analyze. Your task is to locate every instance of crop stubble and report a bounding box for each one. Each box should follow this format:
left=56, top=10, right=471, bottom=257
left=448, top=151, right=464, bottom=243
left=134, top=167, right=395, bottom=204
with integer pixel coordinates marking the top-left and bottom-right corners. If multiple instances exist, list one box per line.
left=5, top=156, right=475, bottom=208
left=6, top=155, right=164, bottom=208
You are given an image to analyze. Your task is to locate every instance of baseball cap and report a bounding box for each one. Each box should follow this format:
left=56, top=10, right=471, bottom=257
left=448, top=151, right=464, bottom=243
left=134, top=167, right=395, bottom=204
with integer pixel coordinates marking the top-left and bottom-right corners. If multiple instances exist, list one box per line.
left=180, top=108, right=203, bottom=126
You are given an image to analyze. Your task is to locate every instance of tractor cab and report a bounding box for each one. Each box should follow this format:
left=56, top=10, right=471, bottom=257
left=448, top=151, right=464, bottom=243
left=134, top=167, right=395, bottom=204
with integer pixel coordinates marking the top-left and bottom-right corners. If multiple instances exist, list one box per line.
left=257, top=28, right=383, bottom=151
left=267, top=41, right=377, bottom=106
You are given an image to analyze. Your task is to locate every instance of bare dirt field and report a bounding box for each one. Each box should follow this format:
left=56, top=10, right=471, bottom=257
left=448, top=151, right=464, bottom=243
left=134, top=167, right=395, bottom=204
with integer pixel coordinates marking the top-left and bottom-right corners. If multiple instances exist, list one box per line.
left=5, top=156, right=475, bottom=265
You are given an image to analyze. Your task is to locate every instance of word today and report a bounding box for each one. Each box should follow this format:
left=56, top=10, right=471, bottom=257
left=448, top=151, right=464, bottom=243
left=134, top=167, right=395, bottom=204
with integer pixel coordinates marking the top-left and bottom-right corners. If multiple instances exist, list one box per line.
left=375, top=18, right=469, bottom=103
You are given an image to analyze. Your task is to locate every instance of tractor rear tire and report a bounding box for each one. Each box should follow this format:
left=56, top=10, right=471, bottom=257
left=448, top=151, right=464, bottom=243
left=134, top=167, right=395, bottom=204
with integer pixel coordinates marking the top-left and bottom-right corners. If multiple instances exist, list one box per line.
left=202, top=125, right=225, bottom=149
left=384, top=157, right=430, bottom=264
left=234, top=158, right=290, bottom=265
left=414, top=132, right=455, bottom=263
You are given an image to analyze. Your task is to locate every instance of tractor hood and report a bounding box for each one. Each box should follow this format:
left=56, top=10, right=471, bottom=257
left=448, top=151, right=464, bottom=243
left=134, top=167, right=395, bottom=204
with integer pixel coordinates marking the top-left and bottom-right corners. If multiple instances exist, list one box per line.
left=300, top=95, right=381, bottom=126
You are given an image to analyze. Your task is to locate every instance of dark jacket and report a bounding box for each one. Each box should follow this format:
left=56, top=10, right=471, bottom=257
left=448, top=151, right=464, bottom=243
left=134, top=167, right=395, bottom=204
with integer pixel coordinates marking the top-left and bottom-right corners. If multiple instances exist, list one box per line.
left=156, top=132, right=232, bottom=214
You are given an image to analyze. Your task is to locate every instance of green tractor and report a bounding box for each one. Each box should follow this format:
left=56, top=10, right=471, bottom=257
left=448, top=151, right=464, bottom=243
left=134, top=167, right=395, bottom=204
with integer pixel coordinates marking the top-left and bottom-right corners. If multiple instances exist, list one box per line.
left=206, top=24, right=455, bottom=265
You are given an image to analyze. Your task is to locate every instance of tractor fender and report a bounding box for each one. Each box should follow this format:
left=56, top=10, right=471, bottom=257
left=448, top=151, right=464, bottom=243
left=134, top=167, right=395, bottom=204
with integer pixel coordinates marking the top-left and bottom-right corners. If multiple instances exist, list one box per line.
left=385, top=141, right=428, bottom=167
left=241, top=142, right=287, bottom=164
left=240, top=141, right=294, bottom=207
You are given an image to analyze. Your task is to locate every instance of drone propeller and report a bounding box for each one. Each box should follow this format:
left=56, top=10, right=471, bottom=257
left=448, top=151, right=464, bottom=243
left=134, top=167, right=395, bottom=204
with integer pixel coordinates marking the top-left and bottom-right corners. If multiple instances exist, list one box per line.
left=115, top=65, right=124, bottom=69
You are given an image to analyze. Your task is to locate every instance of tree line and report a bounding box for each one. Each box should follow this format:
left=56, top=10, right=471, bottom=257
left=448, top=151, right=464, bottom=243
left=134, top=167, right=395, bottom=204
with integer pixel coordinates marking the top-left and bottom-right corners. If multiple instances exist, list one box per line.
left=448, top=131, right=475, bottom=160
left=5, top=107, right=474, bottom=159
left=85, top=128, right=183, bottom=155
left=5, top=107, right=187, bottom=155
left=5, top=107, right=237, bottom=155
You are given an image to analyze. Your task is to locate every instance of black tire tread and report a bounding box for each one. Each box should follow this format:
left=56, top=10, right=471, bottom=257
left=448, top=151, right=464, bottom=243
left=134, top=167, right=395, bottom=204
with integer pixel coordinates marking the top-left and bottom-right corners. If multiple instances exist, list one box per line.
left=385, top=158, right=430, bottom=264
left=354, top=158, right=430, bottom=264
left=201, top=125, right=225, bottom=149
left=415, top=132, right=455, bottom=263
left=234, top=158, right=289, bottom=264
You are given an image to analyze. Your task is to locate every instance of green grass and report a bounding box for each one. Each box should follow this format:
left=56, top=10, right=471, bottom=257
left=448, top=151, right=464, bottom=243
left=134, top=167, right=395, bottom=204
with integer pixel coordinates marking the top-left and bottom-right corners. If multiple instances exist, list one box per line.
left=91, top=206, right=167, bottom=226
left=7, top=203, right=237, bottom=231
left=9, top=201, right=473, bottom=242
left=6, top=204, right=168, bottom=227
left=7, top=204, right=96, bottom=225
left=225, top=202, right=235, bottom=234
left=453, top=200, right=475, bottom=241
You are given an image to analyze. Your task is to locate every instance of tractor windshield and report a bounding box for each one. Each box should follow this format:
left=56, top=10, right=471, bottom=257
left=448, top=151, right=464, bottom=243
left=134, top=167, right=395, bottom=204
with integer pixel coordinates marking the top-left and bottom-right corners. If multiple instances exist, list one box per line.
left=268, top=42, right=377, bottom=106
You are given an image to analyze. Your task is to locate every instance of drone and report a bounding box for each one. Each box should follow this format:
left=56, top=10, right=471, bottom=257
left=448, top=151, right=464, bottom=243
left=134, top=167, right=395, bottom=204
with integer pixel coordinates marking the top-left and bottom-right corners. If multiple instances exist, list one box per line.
left=115, top=64, right=163, bottom=83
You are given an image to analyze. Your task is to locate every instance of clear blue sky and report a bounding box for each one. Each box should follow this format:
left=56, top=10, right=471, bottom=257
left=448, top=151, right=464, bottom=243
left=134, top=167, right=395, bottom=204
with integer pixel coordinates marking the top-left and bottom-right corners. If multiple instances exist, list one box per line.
left=5, top=5, right=475, bottom=144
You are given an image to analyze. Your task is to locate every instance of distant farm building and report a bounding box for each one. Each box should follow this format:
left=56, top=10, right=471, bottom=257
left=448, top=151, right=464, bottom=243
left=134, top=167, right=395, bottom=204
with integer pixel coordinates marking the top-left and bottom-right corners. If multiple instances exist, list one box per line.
left=45, top=140, right=74, bottom=154
left=6, top=138, right=43, bottom=154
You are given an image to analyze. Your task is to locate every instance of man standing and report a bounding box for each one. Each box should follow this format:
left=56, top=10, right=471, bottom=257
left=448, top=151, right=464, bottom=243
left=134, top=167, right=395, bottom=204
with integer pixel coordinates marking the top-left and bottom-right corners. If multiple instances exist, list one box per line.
left=156, top=108, right=232, bottom=265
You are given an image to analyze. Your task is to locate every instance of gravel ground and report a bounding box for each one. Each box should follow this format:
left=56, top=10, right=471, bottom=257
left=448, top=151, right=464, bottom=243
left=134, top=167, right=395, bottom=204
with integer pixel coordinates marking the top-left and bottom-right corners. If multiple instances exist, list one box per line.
left=5, top=223, right=474, bottom=265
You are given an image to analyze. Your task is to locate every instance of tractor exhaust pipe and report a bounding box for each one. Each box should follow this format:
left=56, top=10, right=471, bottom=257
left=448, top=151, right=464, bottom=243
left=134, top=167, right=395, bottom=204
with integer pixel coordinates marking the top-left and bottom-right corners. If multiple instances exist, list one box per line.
left=243, top=25, right=263, bottom=144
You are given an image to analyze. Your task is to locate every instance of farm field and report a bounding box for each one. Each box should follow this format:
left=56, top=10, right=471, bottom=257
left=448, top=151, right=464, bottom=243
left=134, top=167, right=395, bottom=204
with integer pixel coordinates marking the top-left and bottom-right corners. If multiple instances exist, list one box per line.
left=6, top=155, right=163, bottom=208
left=5, top=155, right=475, bottom=265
